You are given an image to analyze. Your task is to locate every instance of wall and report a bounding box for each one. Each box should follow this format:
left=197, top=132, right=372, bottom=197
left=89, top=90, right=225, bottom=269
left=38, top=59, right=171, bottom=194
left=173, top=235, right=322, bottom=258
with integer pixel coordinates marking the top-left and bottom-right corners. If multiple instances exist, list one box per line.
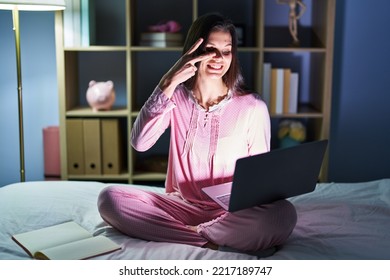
left=328, top=0, right=390, bottom=182
left=1, top=1, right=390, bottom=187
left=0, top=11, right=59, bottom=186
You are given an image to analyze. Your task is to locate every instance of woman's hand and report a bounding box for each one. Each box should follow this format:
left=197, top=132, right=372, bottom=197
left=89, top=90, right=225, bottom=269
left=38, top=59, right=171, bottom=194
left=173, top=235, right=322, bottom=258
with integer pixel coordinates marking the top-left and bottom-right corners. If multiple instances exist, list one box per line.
left=158, top=38, right=215, bottom=98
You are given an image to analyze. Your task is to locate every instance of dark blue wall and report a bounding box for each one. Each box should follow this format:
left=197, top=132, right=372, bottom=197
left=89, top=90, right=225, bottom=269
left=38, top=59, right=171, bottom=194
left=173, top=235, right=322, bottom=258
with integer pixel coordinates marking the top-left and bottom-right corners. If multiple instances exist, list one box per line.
left=328, top=0, right=390, bottom=182
left=1, top=1, right=390, bottom=186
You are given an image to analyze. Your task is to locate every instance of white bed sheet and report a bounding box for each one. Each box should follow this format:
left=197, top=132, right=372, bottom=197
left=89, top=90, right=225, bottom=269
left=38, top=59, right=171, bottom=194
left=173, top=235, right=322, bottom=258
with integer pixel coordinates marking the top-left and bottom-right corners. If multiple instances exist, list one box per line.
left=0, top=179, right=389, bottom=260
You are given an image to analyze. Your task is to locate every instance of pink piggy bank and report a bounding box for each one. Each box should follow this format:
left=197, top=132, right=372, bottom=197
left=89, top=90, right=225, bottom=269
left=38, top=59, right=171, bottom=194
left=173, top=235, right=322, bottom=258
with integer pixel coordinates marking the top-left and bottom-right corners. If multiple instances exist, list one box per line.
left=86, top=80, right=115, bottom=112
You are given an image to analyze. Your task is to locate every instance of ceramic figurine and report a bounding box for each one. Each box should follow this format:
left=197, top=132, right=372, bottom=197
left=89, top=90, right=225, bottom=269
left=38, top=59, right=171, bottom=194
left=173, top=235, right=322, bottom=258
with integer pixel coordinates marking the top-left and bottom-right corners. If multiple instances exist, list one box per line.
left=86, top=80, right=115, bottom=112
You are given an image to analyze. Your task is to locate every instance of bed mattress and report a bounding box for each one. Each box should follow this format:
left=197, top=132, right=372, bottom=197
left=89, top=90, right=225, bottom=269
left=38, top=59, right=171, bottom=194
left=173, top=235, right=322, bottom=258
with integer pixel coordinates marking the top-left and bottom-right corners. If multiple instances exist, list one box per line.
left=1, top=179, right=389, bottom=260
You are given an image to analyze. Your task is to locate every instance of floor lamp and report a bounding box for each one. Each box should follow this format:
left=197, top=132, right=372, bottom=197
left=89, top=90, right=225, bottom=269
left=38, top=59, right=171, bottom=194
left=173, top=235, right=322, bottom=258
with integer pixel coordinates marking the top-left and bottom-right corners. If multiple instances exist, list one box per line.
left=0, top=0, right=65, bottom=182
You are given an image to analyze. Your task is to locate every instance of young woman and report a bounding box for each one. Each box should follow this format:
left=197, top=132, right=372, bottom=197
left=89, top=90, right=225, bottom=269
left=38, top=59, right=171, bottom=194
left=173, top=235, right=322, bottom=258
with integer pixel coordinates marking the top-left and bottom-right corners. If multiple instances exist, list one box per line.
left=98, top=13, right=297, bottom=256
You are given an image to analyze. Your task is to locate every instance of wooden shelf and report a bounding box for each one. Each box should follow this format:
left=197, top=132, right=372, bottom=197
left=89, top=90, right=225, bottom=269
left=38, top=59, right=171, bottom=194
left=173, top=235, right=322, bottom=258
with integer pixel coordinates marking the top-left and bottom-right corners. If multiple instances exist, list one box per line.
left=270, top=104, right=324, bottom=118
left=132, top=172, right=167, bottom=181
left=56, top=0, right=335, bottom=183
left=64, top=46, right=127, bottom=52
left=263, top=47, right=326, bottom=53
left=264, top=27, right=326, bottom=49
left=130, top=46, right=182, bottom=52
left=68, top=173, right=129, bottom=181
left=66, top=107, right=128, bottom=117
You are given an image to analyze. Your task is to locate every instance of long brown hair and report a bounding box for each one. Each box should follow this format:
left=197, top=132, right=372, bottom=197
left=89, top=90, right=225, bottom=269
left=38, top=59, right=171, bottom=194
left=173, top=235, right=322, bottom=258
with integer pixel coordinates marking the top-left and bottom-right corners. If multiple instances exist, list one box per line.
left=182, top=13, right=249, bottom=94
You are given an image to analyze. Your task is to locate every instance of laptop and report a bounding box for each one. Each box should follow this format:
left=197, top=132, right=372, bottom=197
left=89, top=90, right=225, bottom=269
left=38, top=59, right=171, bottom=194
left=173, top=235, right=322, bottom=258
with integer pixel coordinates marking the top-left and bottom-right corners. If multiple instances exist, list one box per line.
left=202, top=140, right=328, bottom=212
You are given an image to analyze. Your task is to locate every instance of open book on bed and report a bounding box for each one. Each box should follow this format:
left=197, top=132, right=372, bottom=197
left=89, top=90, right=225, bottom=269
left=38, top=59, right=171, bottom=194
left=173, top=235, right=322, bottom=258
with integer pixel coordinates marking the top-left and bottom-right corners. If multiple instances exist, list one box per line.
left=11, top=221, right=121, bottom=260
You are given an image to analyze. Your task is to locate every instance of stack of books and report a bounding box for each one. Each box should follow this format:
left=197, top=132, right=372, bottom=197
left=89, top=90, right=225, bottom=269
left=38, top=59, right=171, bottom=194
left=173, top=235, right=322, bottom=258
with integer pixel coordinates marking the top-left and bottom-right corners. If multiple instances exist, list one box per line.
left=63, top=0, right=95, bottom=47
left=262, top=63, right=299, bottom=115
left=140, top=32, right=183, bottom=47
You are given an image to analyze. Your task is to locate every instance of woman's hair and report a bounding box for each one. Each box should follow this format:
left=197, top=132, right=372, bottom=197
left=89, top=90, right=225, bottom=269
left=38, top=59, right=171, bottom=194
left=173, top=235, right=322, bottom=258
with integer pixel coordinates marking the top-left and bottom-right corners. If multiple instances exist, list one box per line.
left=182, top=13, right=249, bottom=94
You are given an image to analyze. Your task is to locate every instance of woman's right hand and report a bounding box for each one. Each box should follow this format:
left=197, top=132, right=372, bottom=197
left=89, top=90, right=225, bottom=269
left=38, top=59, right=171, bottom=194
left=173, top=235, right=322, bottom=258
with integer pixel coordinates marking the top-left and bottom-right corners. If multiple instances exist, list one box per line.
left=158, top=38, right=215, bottom=98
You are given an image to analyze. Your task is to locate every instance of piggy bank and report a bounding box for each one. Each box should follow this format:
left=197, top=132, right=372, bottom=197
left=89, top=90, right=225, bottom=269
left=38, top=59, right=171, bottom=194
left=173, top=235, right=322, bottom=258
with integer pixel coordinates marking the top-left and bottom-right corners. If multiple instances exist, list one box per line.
left=86, top=80, right=115, bottom=112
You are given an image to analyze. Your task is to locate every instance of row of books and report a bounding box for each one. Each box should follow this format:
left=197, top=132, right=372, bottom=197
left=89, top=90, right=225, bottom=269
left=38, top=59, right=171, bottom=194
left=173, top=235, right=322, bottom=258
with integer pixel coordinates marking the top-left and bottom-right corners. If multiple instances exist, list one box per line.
left=262, top=63, right=299, bottom=114
left=63, top=0, right=95, bottom=47
left=66, top=118, right=123, bottom=176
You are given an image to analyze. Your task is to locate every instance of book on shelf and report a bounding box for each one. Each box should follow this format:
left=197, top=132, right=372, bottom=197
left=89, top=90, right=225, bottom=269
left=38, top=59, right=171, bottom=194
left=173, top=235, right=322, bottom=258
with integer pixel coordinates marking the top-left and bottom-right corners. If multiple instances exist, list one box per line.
left=63, top=0, right=74, bottom=47
left=63, top=0, right=95, bottom=47
left=289, top=72, right=299, bottom=113
left=267, top=64, right=299, bottom=115
left=63, top=0, right=81, bottom=47
left=12, top=221, right=121, bottom=260
left=262, top=62, right=272, bottom=108
left=80, top=0, right=96, bottom=46
left=270, top=68, right=284, bottom=114
left=283, top=68, right=291, bottom=114
left=140, top=32, right=183, bottom=47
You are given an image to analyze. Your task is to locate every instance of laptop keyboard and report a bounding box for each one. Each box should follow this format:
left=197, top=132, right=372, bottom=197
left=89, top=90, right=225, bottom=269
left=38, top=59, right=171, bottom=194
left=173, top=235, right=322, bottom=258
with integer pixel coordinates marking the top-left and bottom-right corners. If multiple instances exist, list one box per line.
left=216, top=193, right=231, bottom=206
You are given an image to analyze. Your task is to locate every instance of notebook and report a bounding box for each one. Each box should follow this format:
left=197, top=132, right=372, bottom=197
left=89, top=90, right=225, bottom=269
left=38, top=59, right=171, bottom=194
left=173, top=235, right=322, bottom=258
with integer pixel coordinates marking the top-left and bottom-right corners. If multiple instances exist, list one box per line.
left=202, top=140, right=328, bottom=212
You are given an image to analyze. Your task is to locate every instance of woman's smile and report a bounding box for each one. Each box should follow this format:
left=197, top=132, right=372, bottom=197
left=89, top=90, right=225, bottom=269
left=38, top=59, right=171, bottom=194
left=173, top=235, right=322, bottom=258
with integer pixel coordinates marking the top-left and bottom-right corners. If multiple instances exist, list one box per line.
left=199, top=31, right=232, bottom=79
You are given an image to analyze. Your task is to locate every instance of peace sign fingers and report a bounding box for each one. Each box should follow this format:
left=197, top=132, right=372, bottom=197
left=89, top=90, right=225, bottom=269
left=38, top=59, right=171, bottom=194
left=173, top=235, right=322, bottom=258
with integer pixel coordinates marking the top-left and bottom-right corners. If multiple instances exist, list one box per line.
left=158, top=37, right=215, bottom=97
left=185, top=38, right=204, bottom=55
left=188, top=51, right=216, bottom=66
left=184, top=38, right=216, bottom=66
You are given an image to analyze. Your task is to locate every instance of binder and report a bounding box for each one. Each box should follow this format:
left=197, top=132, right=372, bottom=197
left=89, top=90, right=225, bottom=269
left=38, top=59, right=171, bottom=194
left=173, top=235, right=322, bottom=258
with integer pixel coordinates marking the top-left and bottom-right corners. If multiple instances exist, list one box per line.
left=66, top=119, right=85, bottom=175
left=83, top=119, right=102, bottom=175
left=101, top=119, right=123, bottom=175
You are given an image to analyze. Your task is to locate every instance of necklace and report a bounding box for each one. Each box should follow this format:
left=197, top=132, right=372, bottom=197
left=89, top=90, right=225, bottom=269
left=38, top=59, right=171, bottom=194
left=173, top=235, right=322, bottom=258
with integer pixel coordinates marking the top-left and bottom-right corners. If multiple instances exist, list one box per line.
left=191, top=90, right=228, bottom=111
left=191, top=89, right=228, bottom=127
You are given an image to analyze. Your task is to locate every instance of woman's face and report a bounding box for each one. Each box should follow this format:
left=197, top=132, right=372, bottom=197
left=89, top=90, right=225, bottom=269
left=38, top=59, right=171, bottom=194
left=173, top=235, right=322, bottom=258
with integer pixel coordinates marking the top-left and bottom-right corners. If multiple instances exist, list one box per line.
left=198, top=30, right=233, bottom=80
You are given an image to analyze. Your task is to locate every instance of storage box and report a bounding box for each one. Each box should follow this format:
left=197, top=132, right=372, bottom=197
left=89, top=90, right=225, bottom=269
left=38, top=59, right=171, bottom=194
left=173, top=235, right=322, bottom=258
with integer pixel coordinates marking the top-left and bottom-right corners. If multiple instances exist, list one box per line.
left=43, top=126, right=61, bottom=177
left=140, top=32, right=182, bottom=47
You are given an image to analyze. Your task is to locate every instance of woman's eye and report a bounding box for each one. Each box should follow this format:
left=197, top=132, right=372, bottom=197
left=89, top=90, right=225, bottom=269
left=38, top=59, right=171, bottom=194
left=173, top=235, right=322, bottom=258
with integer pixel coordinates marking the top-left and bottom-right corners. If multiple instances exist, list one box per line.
left=222, top=50, right=231, bottom=56
left=204, top=47, right=231, bottom=56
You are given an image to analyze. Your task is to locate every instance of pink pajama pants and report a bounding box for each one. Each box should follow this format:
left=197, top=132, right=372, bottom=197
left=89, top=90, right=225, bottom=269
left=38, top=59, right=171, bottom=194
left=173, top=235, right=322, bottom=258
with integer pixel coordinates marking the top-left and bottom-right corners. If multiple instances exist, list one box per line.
left=97, top=185, right=297, bottom=252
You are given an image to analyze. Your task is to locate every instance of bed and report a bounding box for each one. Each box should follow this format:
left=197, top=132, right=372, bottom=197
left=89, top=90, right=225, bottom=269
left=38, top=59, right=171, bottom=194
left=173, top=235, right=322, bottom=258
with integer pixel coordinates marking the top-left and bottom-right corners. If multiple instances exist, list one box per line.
left=1, top=179, right=389, bottom=260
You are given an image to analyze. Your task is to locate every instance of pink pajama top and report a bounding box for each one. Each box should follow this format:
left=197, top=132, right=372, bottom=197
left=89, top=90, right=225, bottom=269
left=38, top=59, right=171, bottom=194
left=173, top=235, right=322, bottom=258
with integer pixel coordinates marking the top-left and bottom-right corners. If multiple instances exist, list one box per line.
left=131, top=84, right=271, bottom=210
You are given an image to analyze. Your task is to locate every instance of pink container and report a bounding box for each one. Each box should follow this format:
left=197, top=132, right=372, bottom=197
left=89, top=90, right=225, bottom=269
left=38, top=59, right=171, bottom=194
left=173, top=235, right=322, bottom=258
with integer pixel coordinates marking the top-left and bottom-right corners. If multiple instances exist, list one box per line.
left=43, top=126, right=61, bottom=177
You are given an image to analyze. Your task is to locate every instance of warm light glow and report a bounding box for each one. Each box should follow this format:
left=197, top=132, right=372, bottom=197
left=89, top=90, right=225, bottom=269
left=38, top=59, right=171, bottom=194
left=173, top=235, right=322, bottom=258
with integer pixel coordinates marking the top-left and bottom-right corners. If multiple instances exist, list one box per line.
left=0, top=0, right=65, bottom=11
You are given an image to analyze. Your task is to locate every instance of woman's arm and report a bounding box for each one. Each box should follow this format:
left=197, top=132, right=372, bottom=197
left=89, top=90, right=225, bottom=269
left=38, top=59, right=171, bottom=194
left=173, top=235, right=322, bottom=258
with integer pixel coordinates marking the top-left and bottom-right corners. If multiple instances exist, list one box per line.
left=247, top=97, right=271, bottom=155
left=158, top=38, right=215, bottom=98
left=130, top=87, right=175, bottom=152
left=131, top=39, right=215, bottom=151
